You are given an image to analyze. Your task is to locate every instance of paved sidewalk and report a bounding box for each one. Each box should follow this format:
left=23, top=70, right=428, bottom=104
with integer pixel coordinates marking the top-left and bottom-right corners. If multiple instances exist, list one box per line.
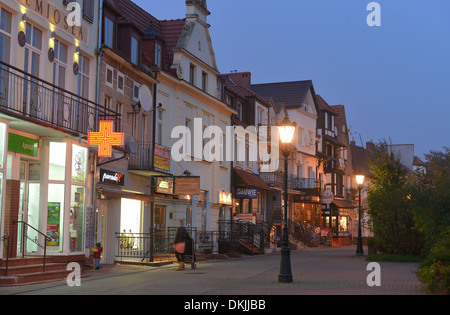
left=0, top=246, right=424, bottom=295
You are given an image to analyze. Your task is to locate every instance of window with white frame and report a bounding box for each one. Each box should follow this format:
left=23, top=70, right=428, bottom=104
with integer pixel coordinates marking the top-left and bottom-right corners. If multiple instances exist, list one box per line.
left=0, top=8, right=12, bottom=63
left=154, top=42, right=162, bottom=68
left=104, top=16, right=114, bottom=48
left=117, top=71, right=125, bottom=94
left=105, top=65, right=113, bottom=88
left=156, top=108, right=163, bottom=145
left=77, top=54, right=90, bottom=99
left=131, top=35, right=139, bottom=65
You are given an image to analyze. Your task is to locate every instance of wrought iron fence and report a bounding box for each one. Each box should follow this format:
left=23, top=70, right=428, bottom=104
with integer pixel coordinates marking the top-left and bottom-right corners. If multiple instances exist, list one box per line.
left=0, top=60, right=121, bottom=136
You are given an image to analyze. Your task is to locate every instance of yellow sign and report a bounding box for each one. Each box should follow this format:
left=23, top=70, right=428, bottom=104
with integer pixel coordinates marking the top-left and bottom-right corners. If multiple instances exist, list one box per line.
left=219, top=191, right=232, bottom=205
left=154, top=145, right=170, bottom=172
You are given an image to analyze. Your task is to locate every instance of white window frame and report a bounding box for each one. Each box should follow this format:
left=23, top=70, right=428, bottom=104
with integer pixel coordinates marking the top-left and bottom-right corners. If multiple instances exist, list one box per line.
left=117, top=71, right=125, bottom=94
left=105, top=64, right=114, bottom=88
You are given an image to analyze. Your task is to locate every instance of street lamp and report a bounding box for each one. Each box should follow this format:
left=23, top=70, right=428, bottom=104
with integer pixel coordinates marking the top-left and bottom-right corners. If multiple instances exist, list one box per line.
left=278, top=116, right=296, bottom=283
left=355, top=174, right=365, bottom=256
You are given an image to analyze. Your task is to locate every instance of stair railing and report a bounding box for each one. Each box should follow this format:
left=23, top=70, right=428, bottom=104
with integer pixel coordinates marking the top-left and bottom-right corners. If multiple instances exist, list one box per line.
left=14, top=221, right=52, bottom=272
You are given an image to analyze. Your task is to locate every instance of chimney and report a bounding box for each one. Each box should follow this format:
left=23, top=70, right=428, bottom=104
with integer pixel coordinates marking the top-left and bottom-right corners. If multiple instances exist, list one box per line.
left=366, top=141, right=375, bottom=151
left=186, top=0, right=210, bottom=23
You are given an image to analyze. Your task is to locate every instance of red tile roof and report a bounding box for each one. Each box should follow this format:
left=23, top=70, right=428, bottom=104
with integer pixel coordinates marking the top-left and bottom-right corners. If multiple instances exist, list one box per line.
left=108, top=0, right=186, bottom=73
left=316, top=95, right=337, bottom=114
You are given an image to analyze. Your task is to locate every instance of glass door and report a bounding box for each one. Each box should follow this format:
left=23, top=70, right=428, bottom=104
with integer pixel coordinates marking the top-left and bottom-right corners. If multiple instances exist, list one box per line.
left=16, top=161, right=41, bottom=255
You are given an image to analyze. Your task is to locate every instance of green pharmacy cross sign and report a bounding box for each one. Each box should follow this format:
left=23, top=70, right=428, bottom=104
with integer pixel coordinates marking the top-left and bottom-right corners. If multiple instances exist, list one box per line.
left=8, top=133, right=39, bottom=156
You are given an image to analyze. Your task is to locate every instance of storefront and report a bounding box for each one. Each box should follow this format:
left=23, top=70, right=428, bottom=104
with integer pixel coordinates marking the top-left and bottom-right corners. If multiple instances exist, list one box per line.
left=323, top=199, right=355, bottom=246
left=3, top=125, right=90, bottom=259
left=293, top=195, right=321, bottom=227
left=96, top=168, right=153, bottom=264
left=232, top=168, right=269, bottom=222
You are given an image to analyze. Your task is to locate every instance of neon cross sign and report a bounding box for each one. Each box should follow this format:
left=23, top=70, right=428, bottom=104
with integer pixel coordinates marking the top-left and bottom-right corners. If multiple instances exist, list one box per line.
left=88, top=120, right=124, bottom=157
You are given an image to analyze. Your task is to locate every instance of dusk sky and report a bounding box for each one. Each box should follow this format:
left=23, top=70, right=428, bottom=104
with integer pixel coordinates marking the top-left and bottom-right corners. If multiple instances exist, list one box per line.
left=133, top=0, right=450, bottom=159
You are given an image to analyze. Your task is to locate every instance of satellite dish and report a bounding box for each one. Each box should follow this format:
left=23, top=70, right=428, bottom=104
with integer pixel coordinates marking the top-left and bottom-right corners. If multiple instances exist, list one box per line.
left=139, top=85, right=153, bottom=112
left=125, top=137, right=139, bottom=154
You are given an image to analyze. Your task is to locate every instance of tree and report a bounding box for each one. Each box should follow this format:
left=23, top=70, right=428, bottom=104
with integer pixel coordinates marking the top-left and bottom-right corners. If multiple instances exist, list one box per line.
left=366, top=140, right=424, bottom=255
left=411, top=147, right=450, bottom=253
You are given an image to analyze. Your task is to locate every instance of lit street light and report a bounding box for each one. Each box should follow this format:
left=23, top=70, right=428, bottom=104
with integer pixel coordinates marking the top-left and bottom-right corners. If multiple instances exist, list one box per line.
left=278, top=116, right=296, bottom=283
left=355, top=174, right=365, bottom=256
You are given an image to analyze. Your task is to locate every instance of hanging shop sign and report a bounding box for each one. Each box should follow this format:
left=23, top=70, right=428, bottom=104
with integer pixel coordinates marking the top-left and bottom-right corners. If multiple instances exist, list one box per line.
left=174, top=176, right=201, bottom=196
left=88, top=121, right=124, bottom=157
left=219, top=191, right=232, bottom=205
left=233, top=213, right=257, bottom=224
left=154, top=145, right=171, bottom=172
left=100, top=169, right=125, bottom=186
left=155, top=177, right=174, bottom=195
left=234, top=187, right=258, bottom=199
left=322, top=190, right=334, bottom=205
left=8, top=133, right=38, bottom=156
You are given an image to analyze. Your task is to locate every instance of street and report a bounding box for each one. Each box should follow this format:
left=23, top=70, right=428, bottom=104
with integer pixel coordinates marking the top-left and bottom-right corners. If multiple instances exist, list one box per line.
left=0, top=247, right=423, bottom=296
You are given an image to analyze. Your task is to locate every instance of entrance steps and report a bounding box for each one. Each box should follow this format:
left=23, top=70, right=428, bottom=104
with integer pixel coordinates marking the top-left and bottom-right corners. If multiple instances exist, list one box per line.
left=0, top=257, right=72, bottom=286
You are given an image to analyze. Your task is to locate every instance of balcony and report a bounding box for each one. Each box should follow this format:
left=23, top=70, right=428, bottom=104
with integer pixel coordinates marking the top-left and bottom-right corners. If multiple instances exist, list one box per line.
left=0, top=60, right=121, bottom=137
left=260, top=172, right=320, bottom=191
left=128, top=142, right=172, bottom=176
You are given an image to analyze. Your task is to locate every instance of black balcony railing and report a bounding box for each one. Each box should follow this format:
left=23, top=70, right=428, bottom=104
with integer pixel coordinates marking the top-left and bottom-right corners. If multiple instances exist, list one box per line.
left=128, top=142, right=172, bottom=174
left=0, top=60, right=121, bottom=136
left=260, top=172, right=319, bottom=190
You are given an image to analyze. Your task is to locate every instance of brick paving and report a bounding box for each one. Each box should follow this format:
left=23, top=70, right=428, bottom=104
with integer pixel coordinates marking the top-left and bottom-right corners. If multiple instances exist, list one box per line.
left=0, top=246, right=424, bottom=295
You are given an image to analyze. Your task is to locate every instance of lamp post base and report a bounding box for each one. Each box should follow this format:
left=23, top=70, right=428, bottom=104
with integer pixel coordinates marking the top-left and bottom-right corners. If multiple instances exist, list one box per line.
left=278, top=246, right=293, bottom=283
left=356, top=237, right=364, bottom=256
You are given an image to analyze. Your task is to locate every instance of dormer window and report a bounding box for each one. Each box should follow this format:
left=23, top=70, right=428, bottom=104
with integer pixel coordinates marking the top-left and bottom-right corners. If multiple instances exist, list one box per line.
left=154, top=42, right=162, bottom=68
left=131, top=35, right=139, bottom=65
left=104, top=16, right=114, bottom=48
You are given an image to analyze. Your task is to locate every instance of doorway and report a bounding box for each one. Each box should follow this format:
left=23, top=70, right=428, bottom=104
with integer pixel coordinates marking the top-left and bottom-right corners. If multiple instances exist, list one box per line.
left=16, top=160, right=41, bottom=256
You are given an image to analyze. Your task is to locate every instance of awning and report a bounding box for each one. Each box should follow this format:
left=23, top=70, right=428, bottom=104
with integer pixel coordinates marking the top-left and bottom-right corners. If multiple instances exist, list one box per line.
left=233, top=169, right=269, bottom=191
left=332, top=199, right=356, bottom=209
left=99, top=187, right=154, bottom=202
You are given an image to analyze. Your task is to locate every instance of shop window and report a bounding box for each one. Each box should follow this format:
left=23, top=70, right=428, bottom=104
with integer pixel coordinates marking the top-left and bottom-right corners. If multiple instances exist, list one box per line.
left=120, top=198, right=141, bottom=235
left=72, top=144, right=87, bottom=184
left=70, top=186, right=85, bottom=252
left=49, top=142, right=67, bottom=181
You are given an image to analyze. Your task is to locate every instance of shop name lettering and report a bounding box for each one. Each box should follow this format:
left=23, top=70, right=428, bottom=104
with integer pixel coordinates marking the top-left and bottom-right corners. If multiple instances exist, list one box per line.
left=102, top=172, right=123, bottom=184
left=184, top=299, right=266, bottom=312
left=22, top=142, right=35, bottom=151
left=20, top=0, right=85, bottom=41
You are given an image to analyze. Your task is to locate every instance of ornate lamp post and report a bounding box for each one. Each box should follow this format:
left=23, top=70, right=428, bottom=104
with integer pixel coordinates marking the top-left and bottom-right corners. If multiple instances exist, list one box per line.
left=278, top=116, right=296, bottom=283
left=355, top=174, right=365, bottom=256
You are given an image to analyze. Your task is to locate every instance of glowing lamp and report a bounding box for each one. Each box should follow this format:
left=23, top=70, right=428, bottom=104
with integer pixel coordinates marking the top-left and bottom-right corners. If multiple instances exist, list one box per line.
left=278, top=116, right=296, bottom=144
left=356, top=174, right=365, bottom=186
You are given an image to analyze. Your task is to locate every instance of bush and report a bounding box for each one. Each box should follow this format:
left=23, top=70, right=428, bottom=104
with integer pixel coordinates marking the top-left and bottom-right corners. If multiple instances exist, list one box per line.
left=418, top=260, right=450, bottom=295
left=418, top=230, right=450, bottom=295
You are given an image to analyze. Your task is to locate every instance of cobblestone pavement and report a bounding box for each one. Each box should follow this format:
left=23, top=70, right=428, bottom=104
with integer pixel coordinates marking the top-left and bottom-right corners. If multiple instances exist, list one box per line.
left=0, top=246, right=424, bottom=296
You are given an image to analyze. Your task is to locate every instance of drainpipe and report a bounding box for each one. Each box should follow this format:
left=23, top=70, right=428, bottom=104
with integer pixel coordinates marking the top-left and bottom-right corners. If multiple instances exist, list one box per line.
left=91, top=0, right=104, bottom=249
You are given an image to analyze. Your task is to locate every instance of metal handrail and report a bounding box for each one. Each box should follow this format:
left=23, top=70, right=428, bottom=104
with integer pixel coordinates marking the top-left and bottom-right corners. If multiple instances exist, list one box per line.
left=14, top=221, right=52, bottom=273
left=0, top=60, right=121, bottom=136
left=1, top=232, right=9, bottom=276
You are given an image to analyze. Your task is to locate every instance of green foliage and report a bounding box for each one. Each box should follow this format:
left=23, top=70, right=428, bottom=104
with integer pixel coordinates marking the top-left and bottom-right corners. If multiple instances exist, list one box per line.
left=410, top=147, right=450, bottom=253
left=365, top=254, right=422, bottom=262
left=366, top=140, right=425, bottom=255
left=417, top=260, right=450, bottom=295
